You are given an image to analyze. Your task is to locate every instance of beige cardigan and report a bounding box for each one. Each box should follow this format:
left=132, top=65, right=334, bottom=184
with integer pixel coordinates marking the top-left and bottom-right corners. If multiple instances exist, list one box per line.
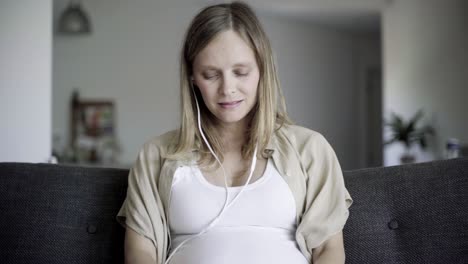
left=117, top=124, right=353, bottom=263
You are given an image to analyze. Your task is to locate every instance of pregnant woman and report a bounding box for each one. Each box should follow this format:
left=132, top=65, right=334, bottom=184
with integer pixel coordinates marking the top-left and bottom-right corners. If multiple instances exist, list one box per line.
left=117, top=2, right=353, bottom=264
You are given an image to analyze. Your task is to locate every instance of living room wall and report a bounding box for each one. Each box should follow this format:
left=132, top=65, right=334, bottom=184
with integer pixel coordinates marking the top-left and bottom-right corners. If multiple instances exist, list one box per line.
left=260, top=14, right=381, bottom=169
left=0, top=0, right=52, bottom=162
left=52, top=0, right=379, bottom=169
left=383, top=0, right=468, bottom=166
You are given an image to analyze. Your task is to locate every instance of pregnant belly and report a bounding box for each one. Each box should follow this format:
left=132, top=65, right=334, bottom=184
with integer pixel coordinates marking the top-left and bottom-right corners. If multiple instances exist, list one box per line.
left=168, top=227, right=309, bottom=264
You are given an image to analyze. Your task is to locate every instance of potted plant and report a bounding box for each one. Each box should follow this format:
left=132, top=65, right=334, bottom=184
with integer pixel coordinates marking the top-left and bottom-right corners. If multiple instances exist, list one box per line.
left=384, top=110, right=435, bottom=164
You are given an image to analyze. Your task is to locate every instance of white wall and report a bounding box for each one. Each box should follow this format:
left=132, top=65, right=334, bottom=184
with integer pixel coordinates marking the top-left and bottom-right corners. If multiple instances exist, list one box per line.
left=261, top=15, right=379, bottom=169
left=53, top=0, right=378, bottom=169
left=0, top=0, right=52, bottom=162
left=53, top=0, right=200, bottom=166
left=383, top=0, right=468, bottom=166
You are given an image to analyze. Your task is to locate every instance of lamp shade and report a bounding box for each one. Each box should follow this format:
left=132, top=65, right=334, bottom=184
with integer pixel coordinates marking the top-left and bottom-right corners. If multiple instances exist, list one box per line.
left=58, top=2, right=92, bottom=34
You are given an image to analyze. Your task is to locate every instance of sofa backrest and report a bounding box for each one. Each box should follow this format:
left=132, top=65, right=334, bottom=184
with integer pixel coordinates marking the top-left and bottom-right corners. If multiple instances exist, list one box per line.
left=0, top=163, right=128, bottom=264
left=343, top=158, right=468, bottom=264
left=0, top=158, right=467, bottom=264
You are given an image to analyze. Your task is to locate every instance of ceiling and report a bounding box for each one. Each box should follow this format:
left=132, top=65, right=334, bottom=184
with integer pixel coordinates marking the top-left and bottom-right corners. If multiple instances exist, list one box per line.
left=201, top=0, right=390, bottom=33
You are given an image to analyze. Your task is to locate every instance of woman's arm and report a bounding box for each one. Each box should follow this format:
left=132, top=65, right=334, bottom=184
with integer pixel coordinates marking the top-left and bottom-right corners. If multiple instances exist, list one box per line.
left=124, top=227, right=157, bottom=264
left=311, top=231, right=345, bottom=264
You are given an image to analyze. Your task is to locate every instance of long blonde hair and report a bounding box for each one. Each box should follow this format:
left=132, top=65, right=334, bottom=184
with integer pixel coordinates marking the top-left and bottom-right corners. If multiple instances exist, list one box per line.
left=168, top=1, right=291, bottom=166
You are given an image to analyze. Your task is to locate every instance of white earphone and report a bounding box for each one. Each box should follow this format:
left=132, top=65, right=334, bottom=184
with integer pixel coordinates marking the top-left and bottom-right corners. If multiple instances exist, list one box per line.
left=164, top=79, right=258, bottom=264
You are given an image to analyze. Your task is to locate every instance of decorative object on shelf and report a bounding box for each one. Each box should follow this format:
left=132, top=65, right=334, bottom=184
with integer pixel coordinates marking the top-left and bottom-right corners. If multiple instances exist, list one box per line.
left=68, top=90, right=120, bottom=165
left=445, top=138, right=460, bottom=159
left=57, top=0, right=92, bottom=35
left=384, top=109, right=435, bottom=164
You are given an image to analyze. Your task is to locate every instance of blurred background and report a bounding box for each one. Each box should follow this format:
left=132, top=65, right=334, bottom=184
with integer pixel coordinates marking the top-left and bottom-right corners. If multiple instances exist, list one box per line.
left=1, top=0, right=467, bottom=170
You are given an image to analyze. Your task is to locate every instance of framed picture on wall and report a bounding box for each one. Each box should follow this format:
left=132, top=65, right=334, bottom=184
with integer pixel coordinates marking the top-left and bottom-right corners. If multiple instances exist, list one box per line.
left=70, top=91, right=119, bottom=164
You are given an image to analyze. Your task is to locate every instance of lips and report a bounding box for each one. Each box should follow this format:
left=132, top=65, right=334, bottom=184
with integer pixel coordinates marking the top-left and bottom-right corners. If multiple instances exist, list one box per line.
left=219, top=100, right=243, bottom=109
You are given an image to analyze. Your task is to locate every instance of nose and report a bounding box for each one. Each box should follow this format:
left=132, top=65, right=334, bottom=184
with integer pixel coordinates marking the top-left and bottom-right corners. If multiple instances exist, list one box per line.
left=219, top=75, right=236, bottom=95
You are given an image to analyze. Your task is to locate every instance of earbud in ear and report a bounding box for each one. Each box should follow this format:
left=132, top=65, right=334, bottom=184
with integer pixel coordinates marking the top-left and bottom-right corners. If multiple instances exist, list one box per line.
left=190, top=77, right=196, bottom=88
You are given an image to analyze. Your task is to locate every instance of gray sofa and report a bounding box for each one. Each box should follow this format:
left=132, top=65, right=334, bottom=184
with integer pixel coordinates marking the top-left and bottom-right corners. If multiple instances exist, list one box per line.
left=0, top=158, right=467, bottom=264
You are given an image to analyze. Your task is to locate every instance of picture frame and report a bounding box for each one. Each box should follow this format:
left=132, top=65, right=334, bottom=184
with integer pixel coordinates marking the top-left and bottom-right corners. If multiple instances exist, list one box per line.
left=69, top=92, right=119, bottom=164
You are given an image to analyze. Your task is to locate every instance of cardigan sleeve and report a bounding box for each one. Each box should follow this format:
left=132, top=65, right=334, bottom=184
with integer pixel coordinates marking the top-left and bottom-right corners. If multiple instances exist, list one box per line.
left=296, top=133, right=353, bottom=254
left=116, top=141, right=165, bottom=249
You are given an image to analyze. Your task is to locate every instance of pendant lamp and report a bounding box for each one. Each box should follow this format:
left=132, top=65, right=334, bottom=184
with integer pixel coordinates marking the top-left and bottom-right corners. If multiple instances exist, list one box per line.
left=58, top=0, right=92, bottom=35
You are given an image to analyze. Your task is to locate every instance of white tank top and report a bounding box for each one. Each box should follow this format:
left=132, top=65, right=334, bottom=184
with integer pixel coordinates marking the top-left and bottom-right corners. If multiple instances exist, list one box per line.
left=168, top=158, right=309, bottom=264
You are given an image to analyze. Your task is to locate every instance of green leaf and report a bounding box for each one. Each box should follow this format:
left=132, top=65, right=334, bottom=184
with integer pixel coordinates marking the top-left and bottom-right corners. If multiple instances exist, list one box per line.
left=384, top=109, right=434, bottom=149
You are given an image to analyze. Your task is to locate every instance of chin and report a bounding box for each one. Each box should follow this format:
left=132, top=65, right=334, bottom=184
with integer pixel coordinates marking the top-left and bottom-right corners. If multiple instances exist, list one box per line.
left=218, top=117, right=244, bottom=124
left=211, top=105, right=255, bottom=125
left=215, top=113, right=249, bottom=125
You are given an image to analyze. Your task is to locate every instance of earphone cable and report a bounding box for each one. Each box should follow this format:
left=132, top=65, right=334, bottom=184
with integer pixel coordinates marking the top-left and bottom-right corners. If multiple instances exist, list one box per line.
left=164, top=87, right=258, bottom=264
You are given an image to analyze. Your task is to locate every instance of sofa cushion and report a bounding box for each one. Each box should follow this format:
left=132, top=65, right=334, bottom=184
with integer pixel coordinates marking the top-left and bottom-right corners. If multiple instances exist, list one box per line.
left=343, top=158, right=468, bottom=264
left=0, top=158, right=467, bottom=264
left=0, top=163, right=128, bottom=264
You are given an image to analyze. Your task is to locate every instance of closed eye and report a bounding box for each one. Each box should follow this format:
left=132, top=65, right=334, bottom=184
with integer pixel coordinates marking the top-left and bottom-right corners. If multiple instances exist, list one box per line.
left=203, top=74, right=219, bottom=80
left=234, top=71, right=249, bottom=77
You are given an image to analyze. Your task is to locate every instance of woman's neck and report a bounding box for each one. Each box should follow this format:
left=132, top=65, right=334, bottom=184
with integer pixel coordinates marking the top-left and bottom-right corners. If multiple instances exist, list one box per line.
left=216, top=121, right=248, bottom=152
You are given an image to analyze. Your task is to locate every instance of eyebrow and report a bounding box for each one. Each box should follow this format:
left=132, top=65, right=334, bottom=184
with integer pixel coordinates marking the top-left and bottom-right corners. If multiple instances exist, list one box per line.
left=233, top=62, right=252, bottom=67
left=199, top=62, right=253, bottom=70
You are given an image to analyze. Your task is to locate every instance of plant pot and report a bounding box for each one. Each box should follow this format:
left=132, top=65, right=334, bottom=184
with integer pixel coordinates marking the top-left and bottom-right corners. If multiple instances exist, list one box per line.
left=400, top=153, right=415, bottom=164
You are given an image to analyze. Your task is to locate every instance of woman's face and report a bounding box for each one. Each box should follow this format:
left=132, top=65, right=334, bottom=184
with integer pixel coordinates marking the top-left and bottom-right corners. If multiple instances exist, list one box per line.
left=192, top=30, right=260, bottom=127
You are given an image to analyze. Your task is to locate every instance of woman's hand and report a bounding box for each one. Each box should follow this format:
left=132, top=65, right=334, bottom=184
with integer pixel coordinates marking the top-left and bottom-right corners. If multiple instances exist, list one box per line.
left=311, top=231, right=345, bottom=264
left=124, top=227, right=157, bottom=264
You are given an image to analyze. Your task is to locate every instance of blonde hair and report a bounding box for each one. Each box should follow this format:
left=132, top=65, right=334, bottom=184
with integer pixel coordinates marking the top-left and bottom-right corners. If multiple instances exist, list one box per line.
left=168, top=1, right=291, bottom=166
